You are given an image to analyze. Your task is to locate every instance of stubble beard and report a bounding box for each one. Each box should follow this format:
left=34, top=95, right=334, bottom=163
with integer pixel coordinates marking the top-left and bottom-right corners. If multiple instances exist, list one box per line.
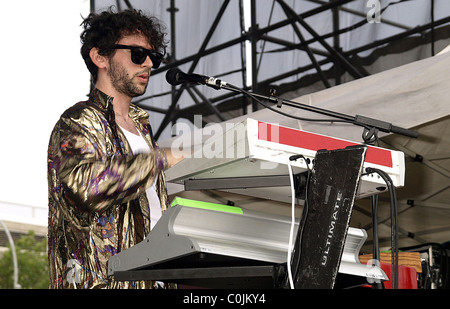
left=107, top=58, right=148, bottom=98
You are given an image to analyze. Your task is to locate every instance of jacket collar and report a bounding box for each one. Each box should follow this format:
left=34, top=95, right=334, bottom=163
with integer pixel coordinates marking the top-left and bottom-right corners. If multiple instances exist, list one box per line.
left=89, top=88, right=149, bottom=122
left=89, top=88, right=113, bottom=111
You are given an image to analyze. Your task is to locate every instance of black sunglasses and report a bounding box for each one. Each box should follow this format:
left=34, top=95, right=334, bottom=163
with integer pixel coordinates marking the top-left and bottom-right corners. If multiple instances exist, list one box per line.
left=114, top=44, right=164, bottom=68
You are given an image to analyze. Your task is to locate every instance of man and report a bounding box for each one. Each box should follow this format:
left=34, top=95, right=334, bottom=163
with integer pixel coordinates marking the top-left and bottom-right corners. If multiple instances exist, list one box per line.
left=47, top=8, right=182, bottom=289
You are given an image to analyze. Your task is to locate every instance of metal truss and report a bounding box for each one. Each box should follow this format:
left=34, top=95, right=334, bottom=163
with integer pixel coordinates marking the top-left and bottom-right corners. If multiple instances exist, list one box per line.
left=91, top=0, right=450, bottom=139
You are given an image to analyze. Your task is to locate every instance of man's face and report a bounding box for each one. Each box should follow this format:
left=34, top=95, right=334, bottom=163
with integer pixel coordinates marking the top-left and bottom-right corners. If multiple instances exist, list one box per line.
left=107, top=34, right=154, bottom=98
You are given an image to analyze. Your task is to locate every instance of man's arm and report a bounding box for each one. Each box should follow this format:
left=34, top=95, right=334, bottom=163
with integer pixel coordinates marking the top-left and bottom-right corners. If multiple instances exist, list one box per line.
left=48, top=113, right=168, bottom=213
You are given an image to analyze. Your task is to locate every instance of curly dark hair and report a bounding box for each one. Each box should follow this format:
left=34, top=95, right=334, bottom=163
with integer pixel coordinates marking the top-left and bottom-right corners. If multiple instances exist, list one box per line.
left=80, top=7, right=168, bottom=82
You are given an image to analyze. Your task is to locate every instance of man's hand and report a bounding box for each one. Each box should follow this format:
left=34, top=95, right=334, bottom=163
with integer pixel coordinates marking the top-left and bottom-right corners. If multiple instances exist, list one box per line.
left=163, top=148, right=184, bottom=168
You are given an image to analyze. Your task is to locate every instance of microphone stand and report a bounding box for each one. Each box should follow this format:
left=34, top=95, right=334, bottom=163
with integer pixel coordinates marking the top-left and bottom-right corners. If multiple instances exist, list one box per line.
left=218, top=83, right=419, bottom=141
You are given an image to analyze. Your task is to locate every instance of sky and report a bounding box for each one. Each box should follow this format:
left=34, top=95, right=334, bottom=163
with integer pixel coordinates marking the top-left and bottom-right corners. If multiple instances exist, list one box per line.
left=0, top=0, right=90, bottom=210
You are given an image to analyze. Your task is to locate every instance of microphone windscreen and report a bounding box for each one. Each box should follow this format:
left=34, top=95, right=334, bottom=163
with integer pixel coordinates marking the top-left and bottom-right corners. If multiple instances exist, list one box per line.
left=165, top=68, right=182, bottom=85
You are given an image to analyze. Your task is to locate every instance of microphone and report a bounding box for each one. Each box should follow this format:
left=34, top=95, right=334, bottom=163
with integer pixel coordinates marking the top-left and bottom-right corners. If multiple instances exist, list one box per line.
left=165, top=68, right=227, bottom=89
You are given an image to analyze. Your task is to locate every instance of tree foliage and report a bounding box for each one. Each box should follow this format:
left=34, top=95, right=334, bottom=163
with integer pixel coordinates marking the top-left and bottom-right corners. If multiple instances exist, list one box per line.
left=0, top=231, right=49, bottom=289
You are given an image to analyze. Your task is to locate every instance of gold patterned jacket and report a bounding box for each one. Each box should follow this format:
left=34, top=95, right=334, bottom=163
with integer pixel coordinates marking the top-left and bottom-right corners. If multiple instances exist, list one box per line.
left=47, top=88, right=169, bottom=289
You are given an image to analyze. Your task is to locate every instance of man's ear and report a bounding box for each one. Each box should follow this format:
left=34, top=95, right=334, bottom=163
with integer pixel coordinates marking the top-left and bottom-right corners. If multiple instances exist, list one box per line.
left=89, top=47, right=108, bottom=69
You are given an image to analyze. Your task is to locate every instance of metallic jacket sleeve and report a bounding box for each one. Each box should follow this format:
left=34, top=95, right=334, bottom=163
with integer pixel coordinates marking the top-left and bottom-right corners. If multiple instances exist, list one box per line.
left=48, top=105, right=167, bottom=214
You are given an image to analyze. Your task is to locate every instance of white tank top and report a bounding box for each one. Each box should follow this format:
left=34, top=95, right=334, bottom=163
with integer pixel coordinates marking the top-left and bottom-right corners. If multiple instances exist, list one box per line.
left=119, top=126, right=162, bottom=230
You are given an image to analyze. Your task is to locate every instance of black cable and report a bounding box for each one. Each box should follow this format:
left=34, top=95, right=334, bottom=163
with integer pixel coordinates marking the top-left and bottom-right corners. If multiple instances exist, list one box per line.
left=287, top=154, right=312, bottom=288
left=365, top=167, right=399, bottom=289
left=371, top=194, right=380, bottom=262
left=370, top=194, right=385, bottom=289
left=441, top=243, right=449, bottom=289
